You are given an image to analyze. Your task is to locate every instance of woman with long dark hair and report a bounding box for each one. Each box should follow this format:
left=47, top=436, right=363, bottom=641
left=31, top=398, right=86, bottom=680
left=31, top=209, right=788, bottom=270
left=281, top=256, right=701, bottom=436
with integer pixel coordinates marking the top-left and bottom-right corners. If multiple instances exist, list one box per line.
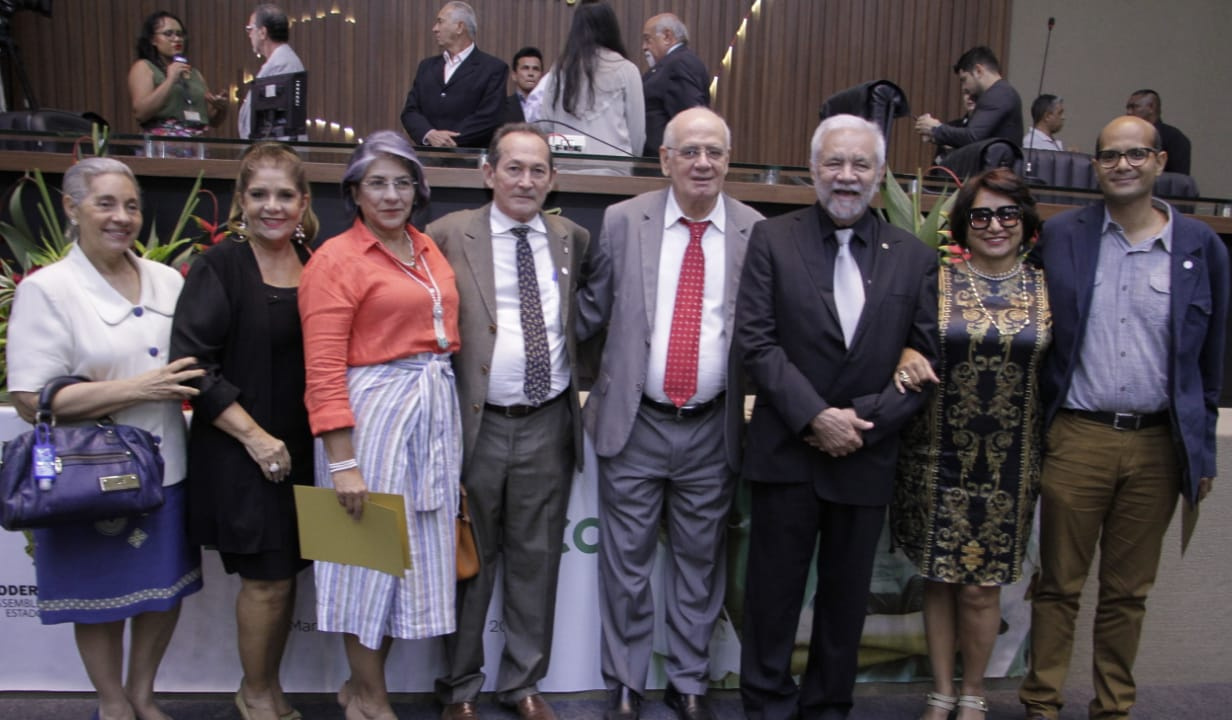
left=127, top=10, right=227, bottom=136
left=537, top=1, right=644, bottom=160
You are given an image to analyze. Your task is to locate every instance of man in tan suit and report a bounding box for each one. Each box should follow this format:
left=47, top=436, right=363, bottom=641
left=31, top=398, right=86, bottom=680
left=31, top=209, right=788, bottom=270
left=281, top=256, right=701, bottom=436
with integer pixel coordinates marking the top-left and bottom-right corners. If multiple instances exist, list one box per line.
left=429, top=123, right=589, bottom=720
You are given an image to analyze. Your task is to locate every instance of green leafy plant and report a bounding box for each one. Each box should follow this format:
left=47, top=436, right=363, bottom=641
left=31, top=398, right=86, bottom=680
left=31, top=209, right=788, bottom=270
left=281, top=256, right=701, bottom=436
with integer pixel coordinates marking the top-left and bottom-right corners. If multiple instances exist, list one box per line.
left=880, top=167, right=960, bottom=249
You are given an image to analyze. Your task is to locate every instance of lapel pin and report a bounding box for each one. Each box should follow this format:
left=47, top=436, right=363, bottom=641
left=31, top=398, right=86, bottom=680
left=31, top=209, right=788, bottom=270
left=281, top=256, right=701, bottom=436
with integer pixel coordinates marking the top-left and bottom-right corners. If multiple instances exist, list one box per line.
left=561, top=267, right=569, bottom=276
left=1183, top=260, right=1194, bottom=270
left=881, top=242, right=889, bottom=249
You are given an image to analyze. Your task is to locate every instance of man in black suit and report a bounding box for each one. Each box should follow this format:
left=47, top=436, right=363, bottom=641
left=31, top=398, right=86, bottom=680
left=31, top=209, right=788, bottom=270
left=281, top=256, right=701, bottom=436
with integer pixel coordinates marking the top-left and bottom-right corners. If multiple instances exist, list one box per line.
left=736, top=114, right=939, bottom=720
left=1126, top=89, right=1192, bottom=175
left=400, top=1, right=507, bottom=149
left=640, top=13, right=710, bottom=156
left=914, top=46, right=1023, bottom=152
left=503, top=47, right=543, bottom=125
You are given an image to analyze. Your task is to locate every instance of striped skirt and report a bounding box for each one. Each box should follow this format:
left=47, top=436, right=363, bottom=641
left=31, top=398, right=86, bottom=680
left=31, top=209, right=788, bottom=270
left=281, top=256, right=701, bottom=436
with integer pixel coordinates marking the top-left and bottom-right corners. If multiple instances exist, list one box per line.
left=313, top=353, right=462, bottom=648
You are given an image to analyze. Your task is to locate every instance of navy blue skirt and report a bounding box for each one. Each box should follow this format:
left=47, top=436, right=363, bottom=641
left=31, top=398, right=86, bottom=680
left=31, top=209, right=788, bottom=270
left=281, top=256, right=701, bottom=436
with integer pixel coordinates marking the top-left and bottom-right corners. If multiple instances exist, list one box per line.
left=33, top=482, right=203, bottom=624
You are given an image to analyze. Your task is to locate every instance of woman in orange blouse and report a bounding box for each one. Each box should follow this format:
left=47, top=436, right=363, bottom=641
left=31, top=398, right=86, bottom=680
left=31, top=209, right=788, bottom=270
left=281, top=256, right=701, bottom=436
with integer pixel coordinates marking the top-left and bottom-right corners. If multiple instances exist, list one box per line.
left=298, top=130, right=462, bottom=720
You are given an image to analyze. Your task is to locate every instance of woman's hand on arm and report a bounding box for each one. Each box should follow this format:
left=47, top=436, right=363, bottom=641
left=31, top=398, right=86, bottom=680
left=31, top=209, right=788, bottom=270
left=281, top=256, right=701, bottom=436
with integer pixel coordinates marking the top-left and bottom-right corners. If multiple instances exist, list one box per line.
left=32, top=356, right=205, bottom=422
left=212, top=403, right=291, bottom=483
left=321, top=428, right=366, bottom=521
left=893, top=346, right=940, bottom=394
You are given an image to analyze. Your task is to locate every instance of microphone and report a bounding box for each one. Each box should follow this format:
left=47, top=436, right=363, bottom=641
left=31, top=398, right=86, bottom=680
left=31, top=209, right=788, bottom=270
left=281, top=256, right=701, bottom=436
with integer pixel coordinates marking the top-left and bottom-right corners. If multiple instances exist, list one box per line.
left=172, top=54, right=192, bottom=105
left=1025, top=17, right=1056, bottom=177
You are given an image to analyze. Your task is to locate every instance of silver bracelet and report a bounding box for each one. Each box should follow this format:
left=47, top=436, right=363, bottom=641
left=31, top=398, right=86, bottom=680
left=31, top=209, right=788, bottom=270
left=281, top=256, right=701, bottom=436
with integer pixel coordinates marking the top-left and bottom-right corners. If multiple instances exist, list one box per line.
left=328, top=458, right=359, bottom=473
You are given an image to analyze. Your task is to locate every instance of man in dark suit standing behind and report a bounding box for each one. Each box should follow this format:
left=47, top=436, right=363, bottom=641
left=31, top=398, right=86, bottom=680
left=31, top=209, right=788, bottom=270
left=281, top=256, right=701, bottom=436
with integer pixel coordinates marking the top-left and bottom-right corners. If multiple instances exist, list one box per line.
left=640, top=13, right=710, bottom=156
left=401, top=2, right=508, bottom=149
left=577, top=107, right=763, bottom=720
left=429, top=124, right=589, bottom=720
left=736, top=114, right=939, bottom=720
left=503, top=47, right=544, bottom=124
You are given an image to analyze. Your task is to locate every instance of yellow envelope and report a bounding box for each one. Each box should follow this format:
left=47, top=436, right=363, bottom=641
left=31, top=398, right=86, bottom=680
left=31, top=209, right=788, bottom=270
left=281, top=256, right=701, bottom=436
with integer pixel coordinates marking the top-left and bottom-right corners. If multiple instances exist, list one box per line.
left=293, top=486, right=411, bottom=577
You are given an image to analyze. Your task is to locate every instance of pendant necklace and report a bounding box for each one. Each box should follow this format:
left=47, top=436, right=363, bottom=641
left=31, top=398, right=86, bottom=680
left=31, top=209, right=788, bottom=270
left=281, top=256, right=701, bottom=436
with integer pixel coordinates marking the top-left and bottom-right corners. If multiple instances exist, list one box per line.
left=965, top=260, right=1029, bottom=336
left=387, top=233, right=449, bottom=350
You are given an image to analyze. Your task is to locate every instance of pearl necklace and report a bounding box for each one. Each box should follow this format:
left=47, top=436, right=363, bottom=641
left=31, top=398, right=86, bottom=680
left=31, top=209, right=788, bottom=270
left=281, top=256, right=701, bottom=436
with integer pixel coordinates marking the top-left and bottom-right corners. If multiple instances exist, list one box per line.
left=964, top=261, right=1030, bottom=336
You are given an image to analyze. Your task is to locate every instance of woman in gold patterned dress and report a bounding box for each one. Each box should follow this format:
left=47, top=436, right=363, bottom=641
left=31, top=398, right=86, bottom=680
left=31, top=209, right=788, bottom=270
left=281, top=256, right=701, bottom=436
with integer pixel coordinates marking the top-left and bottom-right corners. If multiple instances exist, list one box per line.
left=891, top=168, right=1051, bottom=720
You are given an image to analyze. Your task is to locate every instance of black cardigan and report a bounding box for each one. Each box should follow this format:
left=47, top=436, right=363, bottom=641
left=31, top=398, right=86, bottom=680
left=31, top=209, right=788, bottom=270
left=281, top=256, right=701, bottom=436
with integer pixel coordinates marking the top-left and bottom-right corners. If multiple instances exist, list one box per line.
left=170, top=237, right=313, bottom=553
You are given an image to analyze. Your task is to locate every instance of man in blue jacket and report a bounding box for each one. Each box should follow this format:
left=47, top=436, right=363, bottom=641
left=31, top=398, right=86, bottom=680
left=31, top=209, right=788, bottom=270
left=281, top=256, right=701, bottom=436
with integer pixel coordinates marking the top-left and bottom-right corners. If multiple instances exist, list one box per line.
left=1020, top=114, right=1228, bottom=720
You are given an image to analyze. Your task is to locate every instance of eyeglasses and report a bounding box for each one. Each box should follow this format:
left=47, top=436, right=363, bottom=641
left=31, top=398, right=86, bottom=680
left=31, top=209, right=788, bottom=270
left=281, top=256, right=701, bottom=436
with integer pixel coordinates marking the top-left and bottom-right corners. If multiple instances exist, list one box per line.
left=968, top=205, right=1022, bottom=230
left=157, top=29, right=186, bottom=39
left=244, top=24, right=256, bottom=33
left=361, top=178, right=417, bottom=193
left=1094, top=147, right=1157, bottom=168
left=666, top=146, right=728, bottom=162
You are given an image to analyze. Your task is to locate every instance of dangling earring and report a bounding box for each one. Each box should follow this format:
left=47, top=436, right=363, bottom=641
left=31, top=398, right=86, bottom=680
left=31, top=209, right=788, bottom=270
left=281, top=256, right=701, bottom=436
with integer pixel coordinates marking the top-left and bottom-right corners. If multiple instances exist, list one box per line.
left=68, top=217, right=78, bottom=226
left=237, top=215, right=248, bottom=232
left=293, top=223, right=306, bottom=243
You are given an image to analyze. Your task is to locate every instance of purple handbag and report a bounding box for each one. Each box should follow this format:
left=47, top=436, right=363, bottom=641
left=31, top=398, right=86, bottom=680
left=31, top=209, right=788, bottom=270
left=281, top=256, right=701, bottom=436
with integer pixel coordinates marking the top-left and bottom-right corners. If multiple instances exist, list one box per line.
left=0, top=376, right=165, bottom=531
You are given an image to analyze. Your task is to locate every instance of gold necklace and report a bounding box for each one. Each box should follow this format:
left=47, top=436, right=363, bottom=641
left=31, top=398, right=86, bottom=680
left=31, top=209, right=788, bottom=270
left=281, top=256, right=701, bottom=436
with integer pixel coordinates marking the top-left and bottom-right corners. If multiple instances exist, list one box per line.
left=964, top=261, right=1030, bottom=336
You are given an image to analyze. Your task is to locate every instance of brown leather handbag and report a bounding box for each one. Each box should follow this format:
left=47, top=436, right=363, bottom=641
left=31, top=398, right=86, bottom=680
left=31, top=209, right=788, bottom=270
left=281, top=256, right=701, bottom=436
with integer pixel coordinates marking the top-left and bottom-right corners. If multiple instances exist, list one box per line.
left=456, top=486, right=479, bottom=580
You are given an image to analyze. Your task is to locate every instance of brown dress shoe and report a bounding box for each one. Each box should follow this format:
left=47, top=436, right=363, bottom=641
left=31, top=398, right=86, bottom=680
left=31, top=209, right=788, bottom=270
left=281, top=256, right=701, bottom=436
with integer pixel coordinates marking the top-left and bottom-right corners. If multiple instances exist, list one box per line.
left=510, top=694, right=558, bottom=720
left=441, top=700, right=480, bottom=720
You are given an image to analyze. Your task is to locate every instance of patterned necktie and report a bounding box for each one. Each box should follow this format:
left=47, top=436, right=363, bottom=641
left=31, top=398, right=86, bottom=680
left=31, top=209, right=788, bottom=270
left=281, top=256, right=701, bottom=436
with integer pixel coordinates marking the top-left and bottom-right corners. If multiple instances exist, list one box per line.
left=663, top=218, right=709, bottom=407
left=513, top=225, right=551, bottom=404
left=833, top=227, right=864, bottom=348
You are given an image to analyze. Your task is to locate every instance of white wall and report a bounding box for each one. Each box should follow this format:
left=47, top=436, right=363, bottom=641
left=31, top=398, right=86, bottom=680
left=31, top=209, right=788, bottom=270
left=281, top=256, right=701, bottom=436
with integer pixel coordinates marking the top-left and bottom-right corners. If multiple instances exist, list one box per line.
left=1007, top=0, right=1232, bottom=198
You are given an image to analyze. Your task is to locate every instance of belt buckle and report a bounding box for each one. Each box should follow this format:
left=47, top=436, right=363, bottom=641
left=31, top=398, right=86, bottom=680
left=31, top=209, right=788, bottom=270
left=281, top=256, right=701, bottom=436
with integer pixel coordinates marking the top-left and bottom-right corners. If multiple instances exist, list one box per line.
left=1112, top=412, right=1140, bottom=431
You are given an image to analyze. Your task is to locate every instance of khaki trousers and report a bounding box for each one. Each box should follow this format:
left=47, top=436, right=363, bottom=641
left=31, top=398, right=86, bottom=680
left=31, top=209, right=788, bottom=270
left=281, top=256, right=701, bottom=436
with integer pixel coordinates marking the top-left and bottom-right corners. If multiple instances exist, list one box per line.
left=1020, top=412, right=1179, bottom=720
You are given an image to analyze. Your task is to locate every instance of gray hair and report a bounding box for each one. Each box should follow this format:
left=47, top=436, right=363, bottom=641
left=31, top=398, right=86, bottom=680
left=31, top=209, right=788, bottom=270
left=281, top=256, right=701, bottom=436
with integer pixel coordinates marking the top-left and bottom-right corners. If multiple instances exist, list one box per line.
left=63, top=158, right=140, bottom=242
left=444, top=1, right=477, bottom=39
left=809, top=114, right=886, bottom=170
left=663, top=107, right=731, bottom=150
left=649, top=13, right=689, bottom=44
left=253, top=3, right=290, bottom=43
left=342, top=130, right=430, bottom=218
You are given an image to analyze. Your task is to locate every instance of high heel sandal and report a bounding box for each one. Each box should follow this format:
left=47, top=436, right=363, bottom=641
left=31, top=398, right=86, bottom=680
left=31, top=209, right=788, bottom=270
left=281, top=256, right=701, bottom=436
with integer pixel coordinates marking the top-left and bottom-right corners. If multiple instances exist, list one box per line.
left=957, top=695, right=989, bottom=716
left=921, top=691, right=958, bottom=719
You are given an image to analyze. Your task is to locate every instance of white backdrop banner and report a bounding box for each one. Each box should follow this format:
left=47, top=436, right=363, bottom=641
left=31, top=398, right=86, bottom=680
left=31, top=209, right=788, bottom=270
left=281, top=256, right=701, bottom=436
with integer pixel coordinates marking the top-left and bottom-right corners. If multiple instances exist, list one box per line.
left=0, top=408, right=1028, bottom=692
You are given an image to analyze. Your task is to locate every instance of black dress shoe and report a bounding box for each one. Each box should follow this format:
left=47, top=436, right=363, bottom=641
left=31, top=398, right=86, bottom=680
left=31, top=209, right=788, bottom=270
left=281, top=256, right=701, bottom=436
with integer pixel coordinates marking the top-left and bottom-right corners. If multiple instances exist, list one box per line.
left=605, top=685, right=641, bottom=720
left=664, top=685, right=715, bottom=720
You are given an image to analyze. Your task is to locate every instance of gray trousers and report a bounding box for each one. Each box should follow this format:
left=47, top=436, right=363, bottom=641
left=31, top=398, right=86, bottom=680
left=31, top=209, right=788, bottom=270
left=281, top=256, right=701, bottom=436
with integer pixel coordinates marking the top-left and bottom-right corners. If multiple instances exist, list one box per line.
left=435, top=399, right=574, bottom=704
left=598, top=402, right=733, bottom=695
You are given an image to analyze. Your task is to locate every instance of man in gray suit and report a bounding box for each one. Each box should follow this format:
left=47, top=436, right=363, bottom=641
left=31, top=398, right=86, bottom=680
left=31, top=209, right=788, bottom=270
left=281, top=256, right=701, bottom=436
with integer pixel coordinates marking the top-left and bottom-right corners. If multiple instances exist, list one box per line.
left=577, top=107, right=764, bottom=720
left=430, top=123, right=589, bottom=720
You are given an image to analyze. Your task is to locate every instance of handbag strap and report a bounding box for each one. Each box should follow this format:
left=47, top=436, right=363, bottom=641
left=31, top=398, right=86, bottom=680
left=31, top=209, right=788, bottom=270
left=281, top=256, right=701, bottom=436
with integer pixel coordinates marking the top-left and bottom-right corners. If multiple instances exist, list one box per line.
left=35, top=375, right=90, bottom=425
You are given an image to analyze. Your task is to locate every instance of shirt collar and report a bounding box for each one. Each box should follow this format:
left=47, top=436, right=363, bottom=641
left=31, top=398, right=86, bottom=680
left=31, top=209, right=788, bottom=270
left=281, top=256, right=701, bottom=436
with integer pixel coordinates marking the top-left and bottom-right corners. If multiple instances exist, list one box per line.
left=490, top=204, right=547, bottom=236
left=65, top=243, right=177, bottom=326
left=664, top=189, right=726, bottom=234
left=1101, top=197, right=1174, bottom=252
left=816, top=204, right=874, bottom=245
left=444, top=42, right=475, bottom=66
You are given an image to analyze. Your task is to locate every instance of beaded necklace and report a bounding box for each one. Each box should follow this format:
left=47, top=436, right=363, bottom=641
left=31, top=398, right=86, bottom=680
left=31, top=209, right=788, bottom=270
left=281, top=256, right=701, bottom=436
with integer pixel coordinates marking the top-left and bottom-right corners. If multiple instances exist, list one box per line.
left=964, top=260, right=1030, bottom=336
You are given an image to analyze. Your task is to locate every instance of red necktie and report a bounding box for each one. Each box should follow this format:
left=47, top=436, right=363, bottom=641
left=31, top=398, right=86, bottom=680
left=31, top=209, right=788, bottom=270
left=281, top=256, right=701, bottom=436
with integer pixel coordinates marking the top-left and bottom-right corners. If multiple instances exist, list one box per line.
left=663, top=219, right=709, bottom=407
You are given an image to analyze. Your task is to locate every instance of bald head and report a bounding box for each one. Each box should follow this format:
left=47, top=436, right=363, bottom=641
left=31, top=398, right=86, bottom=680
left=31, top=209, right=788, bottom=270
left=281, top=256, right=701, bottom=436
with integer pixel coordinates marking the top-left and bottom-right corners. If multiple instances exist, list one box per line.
left=660, top=108, right=733, bottom=218
left=1095, top=114, right=1161, bottom=155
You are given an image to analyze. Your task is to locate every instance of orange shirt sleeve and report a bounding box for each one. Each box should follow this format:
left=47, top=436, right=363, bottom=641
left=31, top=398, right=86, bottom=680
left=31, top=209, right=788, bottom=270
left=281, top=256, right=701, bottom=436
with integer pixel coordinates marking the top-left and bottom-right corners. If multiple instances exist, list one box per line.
left=299, top=220, right=461, bottom=436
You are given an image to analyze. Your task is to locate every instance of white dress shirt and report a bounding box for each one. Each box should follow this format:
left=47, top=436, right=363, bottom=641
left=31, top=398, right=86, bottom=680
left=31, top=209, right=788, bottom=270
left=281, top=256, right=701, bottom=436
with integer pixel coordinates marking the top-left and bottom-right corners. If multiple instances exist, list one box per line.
left=486, top=206, right=570, bottom=405
left=443, top=43, right=475, bottom=84
left=645, top=191, right=728, bottom=405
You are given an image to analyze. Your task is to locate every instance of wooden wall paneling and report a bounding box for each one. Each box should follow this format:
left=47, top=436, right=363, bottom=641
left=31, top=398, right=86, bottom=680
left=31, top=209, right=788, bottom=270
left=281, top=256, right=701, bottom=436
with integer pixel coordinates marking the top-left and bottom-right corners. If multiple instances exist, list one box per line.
left=6, top=1, right=1012, bottom=175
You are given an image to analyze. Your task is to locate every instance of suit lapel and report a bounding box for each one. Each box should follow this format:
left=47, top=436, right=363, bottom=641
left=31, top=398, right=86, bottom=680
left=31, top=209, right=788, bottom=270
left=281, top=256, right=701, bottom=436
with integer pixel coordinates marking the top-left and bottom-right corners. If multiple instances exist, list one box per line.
left=1071, top=205, right=1103, bottom=320
left=796, top=205, right=843, bottom=338
left=640, top=192, right=668, bottom=330
left=1169, top=215, right=1202, bottom=356
left=850, top=218, right=894, bottom=349
left=721, top=196, right=752, bottom=339
left=460, top=206, right=497, bottom=323
left=544, top=215, right=573, bottom=331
